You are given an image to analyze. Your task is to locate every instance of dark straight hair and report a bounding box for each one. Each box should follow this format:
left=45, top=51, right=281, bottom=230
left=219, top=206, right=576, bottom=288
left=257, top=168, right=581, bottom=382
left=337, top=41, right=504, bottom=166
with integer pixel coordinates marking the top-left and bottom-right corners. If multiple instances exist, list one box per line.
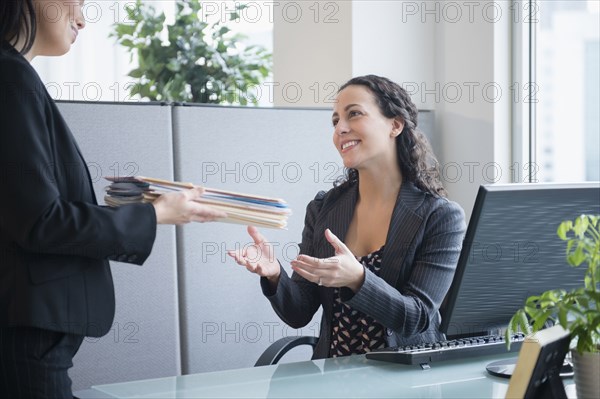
left=0, top=0, right=37, bottom=54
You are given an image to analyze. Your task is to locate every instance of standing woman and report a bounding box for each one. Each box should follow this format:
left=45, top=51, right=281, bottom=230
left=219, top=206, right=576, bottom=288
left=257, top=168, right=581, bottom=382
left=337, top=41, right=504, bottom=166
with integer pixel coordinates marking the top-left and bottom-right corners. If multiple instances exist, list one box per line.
left=229, top=75, right=466, bottom=358
left=0, top=1, right=225, bottom=397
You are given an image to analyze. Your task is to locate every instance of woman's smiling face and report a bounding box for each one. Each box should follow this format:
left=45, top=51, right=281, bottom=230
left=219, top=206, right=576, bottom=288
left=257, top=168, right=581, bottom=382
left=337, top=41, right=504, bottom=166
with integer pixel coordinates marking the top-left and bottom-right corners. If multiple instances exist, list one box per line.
left=332, top=84, right=403, bottom=172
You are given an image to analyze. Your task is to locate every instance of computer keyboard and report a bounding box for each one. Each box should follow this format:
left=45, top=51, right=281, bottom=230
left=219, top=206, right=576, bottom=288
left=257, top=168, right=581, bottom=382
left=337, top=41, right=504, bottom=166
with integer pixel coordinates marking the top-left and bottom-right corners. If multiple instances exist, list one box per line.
left=365, top=333, right=526, bottom=365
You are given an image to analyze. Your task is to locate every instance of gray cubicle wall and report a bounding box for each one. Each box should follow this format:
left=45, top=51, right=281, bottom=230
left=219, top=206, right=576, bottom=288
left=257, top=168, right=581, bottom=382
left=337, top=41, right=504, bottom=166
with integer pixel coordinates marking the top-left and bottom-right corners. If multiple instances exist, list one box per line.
left=417, top=110, right=436, bottom=156
left=55, top=102, right=435, bottom=386
left=172, top=106, right=434, bottom=374
left=56, top=102, right=181, bottom=390
left=172, top=105, right=338, bottom=373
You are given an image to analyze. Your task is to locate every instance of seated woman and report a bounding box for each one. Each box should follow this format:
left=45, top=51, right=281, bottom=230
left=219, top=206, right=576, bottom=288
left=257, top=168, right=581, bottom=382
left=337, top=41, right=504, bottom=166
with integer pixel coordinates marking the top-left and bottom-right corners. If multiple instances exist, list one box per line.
left=228, top=75, right=466, bottom=358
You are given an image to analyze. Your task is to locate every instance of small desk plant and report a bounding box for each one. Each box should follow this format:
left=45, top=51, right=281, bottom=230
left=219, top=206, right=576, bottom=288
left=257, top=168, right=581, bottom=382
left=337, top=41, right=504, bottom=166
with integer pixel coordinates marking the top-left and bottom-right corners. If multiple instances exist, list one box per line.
left=506, top=214, right=599, bottom=398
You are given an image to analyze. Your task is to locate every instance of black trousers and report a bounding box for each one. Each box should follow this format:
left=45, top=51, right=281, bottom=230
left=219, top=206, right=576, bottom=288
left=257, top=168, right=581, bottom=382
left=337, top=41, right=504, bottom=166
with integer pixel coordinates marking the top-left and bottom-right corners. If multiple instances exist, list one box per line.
left=0, top=326, right=84, bottom=399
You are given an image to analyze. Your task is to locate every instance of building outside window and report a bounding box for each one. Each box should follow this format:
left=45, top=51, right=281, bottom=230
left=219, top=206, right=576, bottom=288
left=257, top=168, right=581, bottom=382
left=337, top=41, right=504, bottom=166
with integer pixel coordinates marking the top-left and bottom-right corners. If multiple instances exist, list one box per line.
left=533, top=0, right=599, bottom=182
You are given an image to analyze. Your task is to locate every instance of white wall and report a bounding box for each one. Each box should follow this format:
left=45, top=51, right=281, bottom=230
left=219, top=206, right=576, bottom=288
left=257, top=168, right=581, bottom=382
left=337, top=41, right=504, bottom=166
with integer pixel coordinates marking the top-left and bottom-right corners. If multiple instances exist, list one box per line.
left=273, top=0, right=352, bottom=107
left=434, top=1, right=512, bottom=215
left=352, top=0, right=436, bottom=110
left=274, top=0, right=513, bottom=217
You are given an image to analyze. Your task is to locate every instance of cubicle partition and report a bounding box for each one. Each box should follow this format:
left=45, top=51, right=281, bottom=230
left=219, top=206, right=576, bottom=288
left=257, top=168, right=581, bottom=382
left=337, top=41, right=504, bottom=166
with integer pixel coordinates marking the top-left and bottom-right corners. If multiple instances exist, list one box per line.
left=55, top=101, right=434, bottom=390
left=172, top=105, right=336, bottom=374
left=57, top=102, right=181, bottom=390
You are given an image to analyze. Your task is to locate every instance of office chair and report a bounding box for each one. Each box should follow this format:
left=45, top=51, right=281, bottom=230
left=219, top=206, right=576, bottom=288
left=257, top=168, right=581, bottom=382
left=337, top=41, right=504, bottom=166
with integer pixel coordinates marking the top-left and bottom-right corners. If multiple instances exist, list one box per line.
left=254, top=335, right=318, bottom=366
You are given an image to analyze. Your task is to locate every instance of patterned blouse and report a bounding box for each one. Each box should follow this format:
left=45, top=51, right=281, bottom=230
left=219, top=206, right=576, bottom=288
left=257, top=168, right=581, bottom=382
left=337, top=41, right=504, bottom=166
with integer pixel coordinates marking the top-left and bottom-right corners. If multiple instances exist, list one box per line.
left=329, top=246, right=387, bottom=357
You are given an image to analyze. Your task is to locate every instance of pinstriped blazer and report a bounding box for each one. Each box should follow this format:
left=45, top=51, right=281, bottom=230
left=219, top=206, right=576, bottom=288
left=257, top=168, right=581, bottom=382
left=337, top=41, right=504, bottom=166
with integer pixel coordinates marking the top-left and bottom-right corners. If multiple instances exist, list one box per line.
left=261, top=180, right=466, bottom=358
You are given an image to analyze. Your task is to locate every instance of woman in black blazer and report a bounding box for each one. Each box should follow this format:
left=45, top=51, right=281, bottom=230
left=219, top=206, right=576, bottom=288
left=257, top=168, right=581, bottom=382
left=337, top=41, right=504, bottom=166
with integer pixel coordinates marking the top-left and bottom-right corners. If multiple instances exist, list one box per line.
left=229, top=75, right=466, bottom=358
left=0, top=1, right=224, bottom=397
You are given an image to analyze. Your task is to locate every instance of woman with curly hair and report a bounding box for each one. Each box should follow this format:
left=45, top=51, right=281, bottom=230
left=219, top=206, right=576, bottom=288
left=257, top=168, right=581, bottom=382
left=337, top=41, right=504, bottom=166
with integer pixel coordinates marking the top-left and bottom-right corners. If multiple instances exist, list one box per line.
left=229, top=75, right=466, bottom=358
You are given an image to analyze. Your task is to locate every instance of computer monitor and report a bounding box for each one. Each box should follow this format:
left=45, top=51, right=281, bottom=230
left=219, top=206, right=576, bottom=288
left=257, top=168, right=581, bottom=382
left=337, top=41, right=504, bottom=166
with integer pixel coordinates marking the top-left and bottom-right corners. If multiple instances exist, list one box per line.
left=440, top=182, right=600, bottom=339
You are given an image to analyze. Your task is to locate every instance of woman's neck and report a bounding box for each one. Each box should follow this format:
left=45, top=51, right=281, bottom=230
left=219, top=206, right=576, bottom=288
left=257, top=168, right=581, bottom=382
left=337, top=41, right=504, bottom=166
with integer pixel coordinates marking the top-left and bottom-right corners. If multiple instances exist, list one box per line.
left=356, top=168, right=403, bottom=205
left=4, top=36, right=34, bottom=61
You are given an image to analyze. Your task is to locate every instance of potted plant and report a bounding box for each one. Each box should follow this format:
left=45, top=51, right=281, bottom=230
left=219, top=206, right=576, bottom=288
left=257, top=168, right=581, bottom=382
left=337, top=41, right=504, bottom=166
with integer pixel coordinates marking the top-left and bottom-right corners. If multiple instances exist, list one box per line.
left=506, top=214, right=600, bottom=398
left=111, top=0, right=271, bottom=105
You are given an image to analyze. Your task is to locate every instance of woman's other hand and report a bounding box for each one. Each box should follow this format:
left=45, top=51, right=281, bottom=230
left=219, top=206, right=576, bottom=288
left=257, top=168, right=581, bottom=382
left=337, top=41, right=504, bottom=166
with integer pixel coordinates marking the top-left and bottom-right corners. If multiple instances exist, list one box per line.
left=291, top=229, right=365, bottom=292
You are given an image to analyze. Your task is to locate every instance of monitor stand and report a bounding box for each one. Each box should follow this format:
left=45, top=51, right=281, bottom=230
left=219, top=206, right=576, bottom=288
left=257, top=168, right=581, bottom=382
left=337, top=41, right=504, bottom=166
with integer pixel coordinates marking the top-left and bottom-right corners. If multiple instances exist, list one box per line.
left=485, top=357, right=574, bottom=378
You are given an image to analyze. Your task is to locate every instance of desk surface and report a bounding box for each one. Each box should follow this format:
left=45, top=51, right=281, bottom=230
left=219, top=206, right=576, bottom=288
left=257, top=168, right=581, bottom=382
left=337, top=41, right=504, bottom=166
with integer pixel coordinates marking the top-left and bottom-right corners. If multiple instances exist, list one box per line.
left=75, top=352, right=576, bottom=398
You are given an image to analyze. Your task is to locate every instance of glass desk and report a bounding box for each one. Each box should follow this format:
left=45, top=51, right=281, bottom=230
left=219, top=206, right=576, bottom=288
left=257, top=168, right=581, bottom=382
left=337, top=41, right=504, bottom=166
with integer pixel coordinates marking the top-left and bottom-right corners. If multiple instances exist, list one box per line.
left=74, top=352, right=576, bottom=398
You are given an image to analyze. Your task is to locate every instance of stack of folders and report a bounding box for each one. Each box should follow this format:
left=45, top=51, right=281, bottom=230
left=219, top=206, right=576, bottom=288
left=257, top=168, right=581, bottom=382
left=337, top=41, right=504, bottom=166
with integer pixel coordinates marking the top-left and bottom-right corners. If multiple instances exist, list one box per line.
left=104, top=176, right=291, bottom=229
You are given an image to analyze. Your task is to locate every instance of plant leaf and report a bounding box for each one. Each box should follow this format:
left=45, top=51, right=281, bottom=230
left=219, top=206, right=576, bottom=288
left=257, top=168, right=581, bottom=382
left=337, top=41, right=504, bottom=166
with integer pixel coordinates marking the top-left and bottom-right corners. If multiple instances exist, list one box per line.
left=110, top=0, right=272, bottom=104
left=557, top=220, right=573, bottom=240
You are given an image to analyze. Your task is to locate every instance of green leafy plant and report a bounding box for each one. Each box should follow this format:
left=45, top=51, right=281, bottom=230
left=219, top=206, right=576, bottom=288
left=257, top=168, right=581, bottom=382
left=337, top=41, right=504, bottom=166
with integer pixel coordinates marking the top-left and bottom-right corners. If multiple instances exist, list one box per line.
left=506, top=214, right=600, bottom=353
left=111, top=0, right=271, bottom=105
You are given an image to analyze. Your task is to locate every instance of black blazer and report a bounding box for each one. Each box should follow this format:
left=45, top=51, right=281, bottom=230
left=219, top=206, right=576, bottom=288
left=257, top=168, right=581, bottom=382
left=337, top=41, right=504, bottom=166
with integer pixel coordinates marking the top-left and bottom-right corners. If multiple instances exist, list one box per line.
left=261, top=180, right=466, bottom=358
left=0, top=43, right=156, bottom=337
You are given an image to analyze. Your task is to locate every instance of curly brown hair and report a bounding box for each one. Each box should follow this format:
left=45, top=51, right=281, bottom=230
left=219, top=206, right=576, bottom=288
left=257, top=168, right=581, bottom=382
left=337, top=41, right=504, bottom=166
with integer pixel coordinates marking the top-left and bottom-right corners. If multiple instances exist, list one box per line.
left=336, top=75, right=447, bottom=198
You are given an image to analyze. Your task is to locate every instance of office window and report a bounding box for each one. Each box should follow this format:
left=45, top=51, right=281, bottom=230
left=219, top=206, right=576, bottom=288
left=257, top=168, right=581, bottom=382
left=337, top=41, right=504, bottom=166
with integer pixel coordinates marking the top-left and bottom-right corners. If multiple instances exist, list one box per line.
left=32, top=1, right=273, bottom=105
left=532, top=0, right=599, bottom=182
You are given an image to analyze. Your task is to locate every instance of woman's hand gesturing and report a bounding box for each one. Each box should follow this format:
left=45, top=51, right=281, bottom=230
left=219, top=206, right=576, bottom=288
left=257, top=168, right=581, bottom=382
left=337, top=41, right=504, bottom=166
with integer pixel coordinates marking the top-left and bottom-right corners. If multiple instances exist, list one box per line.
left=227, top=226, right=281, bottom=283
left=291, top=229, right=365, bottom=292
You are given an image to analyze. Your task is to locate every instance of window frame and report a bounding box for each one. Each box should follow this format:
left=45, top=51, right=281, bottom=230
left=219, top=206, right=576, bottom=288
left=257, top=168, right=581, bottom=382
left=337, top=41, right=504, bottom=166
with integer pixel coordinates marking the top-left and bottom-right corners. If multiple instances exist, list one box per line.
left=511, top=0, right=538, bottom=183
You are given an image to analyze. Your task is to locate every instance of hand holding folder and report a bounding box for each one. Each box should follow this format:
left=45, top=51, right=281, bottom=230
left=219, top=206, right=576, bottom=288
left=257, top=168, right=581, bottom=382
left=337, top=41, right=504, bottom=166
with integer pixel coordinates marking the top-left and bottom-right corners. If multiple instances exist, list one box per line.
left=152, top=186, right=228, bottom=224
left=104, top=176, right=291, bottom=229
